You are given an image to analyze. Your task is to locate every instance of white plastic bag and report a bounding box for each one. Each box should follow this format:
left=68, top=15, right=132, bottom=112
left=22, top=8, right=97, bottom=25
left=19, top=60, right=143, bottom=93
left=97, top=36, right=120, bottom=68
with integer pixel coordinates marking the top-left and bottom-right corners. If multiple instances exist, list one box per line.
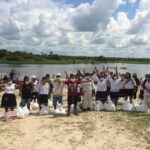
left=30, top=100, right=39, bottom=110
left=16, top=107, right=25, bottom=119
left=90, top=101, right=96, bottom=110
left=77, top=102, right=82, bottom=112
left=48, top=99, right=53, bottom=107
left=39, top=105, right=50, bottom=115
left=122, top=101, right=133, bottom=111
left=54, top=104, right=66, bottom=115
left=118, top=98, right=125, bottom=105
left=132, top=100, right=140, bottom=111
left=136, top=101, right=149, bottom=112
left=104, top=100, right=116, bottom=111
left=94, top=101, right=104, bottom=111
left=22, top=106, right=30, bottom=116
left=70, top=104, right=74, bottom=113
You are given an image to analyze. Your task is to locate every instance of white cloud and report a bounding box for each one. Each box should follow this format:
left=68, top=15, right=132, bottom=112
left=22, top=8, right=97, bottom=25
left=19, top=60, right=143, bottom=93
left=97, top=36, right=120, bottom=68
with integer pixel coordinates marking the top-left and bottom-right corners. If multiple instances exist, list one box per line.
left=0, top=0, right=150, bottom=58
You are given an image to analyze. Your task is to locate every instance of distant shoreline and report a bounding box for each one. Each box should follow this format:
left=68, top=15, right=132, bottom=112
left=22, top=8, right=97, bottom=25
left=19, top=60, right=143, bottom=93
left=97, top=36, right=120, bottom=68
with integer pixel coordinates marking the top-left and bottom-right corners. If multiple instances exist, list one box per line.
left=0, top=61, right=150, bottom=65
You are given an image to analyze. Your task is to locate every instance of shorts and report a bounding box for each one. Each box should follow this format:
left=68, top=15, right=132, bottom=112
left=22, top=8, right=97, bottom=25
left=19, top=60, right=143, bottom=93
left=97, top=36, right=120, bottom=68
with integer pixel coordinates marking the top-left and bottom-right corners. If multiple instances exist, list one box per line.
left=67, top=96, right=78, bottom=106
left=53, top=96, right=63, bottom=106
left=38, top=94, right=48, bottom=105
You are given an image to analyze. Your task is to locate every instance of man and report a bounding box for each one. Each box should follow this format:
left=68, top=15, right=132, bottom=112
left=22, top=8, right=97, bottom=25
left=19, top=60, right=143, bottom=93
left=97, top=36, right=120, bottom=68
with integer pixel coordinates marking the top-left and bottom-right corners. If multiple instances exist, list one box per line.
left=51, top=73, right=64, bottom=110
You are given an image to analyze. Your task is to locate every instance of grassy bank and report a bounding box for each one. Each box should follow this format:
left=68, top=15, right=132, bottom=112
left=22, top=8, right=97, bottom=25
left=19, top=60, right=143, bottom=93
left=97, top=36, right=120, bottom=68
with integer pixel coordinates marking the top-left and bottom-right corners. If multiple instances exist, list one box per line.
left=0, top=49, right=150, bottom=64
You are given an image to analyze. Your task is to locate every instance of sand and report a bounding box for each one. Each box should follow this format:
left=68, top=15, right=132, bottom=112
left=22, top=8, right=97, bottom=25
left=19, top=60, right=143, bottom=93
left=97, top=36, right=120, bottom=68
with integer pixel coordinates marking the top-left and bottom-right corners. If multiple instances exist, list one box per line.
left=0, top=87, right=150, bottom=150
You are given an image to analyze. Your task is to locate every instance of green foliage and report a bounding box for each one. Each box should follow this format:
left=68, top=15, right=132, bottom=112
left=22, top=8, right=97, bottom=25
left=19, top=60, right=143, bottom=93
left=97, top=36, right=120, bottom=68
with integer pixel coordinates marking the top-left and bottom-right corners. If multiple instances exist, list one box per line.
left=0, top=49, right=150, bottom=64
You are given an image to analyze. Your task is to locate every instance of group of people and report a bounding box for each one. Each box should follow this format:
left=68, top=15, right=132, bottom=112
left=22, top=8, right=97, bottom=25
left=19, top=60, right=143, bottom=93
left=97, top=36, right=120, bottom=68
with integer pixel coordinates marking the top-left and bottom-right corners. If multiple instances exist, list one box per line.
left=0, top=66, right=150, bottom=116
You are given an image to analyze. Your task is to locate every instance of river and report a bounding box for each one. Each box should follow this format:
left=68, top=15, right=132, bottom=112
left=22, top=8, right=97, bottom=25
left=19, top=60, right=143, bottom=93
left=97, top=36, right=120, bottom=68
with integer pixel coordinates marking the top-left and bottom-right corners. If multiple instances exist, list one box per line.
left=0, top=63, right=149, bottom=80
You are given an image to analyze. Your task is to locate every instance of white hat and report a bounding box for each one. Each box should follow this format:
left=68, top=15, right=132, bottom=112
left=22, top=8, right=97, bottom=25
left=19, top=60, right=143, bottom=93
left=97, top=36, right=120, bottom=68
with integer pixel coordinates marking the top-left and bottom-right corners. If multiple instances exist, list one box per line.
left=56, top=73, right=61, bottom=77
left=31, top=75, right=36, bottom=78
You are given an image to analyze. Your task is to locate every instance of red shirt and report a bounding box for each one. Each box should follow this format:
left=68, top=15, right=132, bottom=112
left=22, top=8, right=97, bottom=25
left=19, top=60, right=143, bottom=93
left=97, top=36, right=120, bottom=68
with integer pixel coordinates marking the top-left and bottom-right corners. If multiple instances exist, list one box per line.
left=65, top=80, right=81, bottom=96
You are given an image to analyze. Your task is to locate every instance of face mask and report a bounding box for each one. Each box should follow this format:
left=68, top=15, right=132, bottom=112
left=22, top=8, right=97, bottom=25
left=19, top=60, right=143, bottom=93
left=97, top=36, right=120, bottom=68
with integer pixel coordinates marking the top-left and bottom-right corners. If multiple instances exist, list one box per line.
left=85, top=76, right=90, bottom=80
left=114, top=76, right=118, bottom=80
left=71, top=79, right=75, bottom=82
left=25, top=81, right=29, bottom=84
left=56, top=77, right=60, bottom=80
left=100, top=78, right=104, bottom=81
left=8, top=81, right=12, bottom=85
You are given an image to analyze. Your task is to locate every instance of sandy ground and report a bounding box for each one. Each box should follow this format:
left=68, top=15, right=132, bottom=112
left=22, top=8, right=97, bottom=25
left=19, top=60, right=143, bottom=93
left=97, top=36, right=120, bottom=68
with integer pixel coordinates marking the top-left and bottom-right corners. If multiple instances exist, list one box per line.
left=0, top=87, right=150, bottom=150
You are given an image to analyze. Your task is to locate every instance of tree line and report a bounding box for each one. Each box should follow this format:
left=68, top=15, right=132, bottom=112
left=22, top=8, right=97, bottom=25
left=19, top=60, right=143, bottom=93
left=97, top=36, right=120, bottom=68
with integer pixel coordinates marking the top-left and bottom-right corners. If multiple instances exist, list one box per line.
left=0, top=49, right=150, bottom=64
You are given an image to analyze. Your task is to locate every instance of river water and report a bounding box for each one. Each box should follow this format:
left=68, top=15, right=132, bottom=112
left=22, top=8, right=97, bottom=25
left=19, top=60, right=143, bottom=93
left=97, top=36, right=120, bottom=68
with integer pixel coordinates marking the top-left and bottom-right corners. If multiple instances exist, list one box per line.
left=0, top=63, right=149, bottom=80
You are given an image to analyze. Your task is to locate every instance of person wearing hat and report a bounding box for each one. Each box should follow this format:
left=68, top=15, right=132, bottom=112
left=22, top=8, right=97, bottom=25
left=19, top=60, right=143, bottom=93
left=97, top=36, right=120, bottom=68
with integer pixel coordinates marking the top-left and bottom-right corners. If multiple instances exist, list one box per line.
left=142, top=74, right=150, bottom=108
left=20, top=76, right=32, bottom=110
left=51, top=73, right=64, bottom=110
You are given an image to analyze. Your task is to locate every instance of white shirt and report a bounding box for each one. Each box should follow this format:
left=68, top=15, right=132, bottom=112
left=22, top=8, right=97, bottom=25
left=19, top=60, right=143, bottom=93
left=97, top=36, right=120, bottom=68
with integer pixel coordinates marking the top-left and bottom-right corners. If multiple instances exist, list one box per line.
left=36, top=82, right=50, bottom=95
left=32, top=80, right=38, bottom=92
left=119, top=80, right=125, bottom=89
left=109, top=78, right=120, bottom=92
left=80, top=80, right=95, bottom=93
left=4, top=83, right=15, bottom=94
left=96, top=78, right=107, bottom=92
left=144, top=81, right=150, bottom=96
left=124, top=79, right=136, bottom=89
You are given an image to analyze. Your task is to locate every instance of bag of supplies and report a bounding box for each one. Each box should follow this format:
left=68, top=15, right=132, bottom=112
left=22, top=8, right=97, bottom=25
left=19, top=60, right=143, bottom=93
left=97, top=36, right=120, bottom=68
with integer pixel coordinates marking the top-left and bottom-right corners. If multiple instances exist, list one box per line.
left=122, top=101, right=133, bottom=111
left=104, top=100, right=116, bottom=111
left=94, top=101, right=104, bottom=111
left=39, top=105, right=50, bottom=115
left=16, top=107, right=25, bottom=119
left=54, top=104, right=66, bottom=115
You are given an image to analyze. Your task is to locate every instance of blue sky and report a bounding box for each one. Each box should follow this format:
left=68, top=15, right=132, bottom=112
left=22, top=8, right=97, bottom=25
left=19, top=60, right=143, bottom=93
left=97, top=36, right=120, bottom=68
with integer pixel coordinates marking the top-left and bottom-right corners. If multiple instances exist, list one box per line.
left=0, top=0, right=150, bottom=58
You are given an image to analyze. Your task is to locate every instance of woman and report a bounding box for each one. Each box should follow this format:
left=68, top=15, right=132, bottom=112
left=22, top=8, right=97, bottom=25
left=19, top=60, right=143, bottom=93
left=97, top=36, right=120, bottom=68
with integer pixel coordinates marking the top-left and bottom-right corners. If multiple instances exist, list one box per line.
left=1, top=78, right=17, bottom=112
left=124, top=72, right=136, bottom=103
left=142, top=74, right=150, bottom=108
left=108, top=74, right=120, bottom=106
left=95, top=74, right=108, bottom=104
left=36, top=77, right=50, bottom=110
left=119, top=74, right=126, bottom=98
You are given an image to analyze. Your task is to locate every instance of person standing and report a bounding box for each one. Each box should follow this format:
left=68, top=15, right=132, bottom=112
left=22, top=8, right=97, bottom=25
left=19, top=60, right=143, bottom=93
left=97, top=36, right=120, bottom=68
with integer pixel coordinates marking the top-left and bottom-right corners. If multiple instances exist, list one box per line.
left=124, top=72, right=136, bottom=103
left=108, top=74, right=120, bottom=106
left=132, top=73, right=140, bottom=99
left=142, top=74, right=150, bottom=108
left=1, top=79, right=17, bottom=112
left=36, top=77, right=50, bottom=110
left=80, top=73, right=95, bottom=111
left=9, top=70, right=15, bottom=81
left=51, top=73, right=64, bottom=110
left=20, top=76, right=32, bottom=110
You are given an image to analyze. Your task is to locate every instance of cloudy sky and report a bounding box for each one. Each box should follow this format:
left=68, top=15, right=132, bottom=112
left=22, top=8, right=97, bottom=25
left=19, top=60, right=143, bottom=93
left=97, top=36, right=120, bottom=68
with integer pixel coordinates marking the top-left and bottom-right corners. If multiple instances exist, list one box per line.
left=0, top=0, right=150, bottom=58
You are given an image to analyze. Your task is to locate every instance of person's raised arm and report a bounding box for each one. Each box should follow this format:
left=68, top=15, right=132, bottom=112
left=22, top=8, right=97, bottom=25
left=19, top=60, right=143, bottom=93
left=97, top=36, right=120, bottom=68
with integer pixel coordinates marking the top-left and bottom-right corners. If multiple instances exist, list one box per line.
left=77, top=69, right=84, bottom=78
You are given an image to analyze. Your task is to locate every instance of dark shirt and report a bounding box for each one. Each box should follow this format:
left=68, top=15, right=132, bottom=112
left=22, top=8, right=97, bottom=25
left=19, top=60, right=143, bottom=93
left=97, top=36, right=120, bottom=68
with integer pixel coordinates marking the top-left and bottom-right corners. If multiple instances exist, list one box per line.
left=22, top=83, right=32, bottom=99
